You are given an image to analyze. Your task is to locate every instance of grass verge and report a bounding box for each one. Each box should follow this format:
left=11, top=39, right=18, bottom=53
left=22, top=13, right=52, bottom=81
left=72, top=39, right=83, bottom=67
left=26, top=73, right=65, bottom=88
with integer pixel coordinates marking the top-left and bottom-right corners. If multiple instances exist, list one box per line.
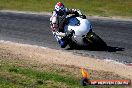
left=0, top=60, right=81, bottom=88
left=0, top=0, right=131, bottom=18
left=0, top=46, right=129, bottom=88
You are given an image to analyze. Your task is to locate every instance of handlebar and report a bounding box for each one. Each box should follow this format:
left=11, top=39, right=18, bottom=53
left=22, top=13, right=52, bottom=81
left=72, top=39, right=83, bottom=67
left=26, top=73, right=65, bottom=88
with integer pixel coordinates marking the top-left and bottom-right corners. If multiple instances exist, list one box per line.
left=70, top=14, right=86, bottom=19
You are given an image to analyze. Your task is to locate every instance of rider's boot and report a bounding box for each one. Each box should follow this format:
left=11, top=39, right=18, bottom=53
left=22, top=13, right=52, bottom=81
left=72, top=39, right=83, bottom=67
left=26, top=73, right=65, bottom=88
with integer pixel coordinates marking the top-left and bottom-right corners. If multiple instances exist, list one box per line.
left=58, top=37, right=68, bottom=48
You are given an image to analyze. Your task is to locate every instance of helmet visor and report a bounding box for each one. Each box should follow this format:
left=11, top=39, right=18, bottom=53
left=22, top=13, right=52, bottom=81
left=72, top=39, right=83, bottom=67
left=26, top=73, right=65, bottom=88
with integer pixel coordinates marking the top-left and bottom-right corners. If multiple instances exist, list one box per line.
left=55, top=5, right=65, bottom=12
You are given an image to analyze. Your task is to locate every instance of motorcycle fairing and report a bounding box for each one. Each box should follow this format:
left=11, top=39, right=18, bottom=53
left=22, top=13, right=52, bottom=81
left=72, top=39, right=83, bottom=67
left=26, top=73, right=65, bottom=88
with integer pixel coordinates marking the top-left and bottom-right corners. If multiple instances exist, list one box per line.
left=64, top=17, right=92, bottom=45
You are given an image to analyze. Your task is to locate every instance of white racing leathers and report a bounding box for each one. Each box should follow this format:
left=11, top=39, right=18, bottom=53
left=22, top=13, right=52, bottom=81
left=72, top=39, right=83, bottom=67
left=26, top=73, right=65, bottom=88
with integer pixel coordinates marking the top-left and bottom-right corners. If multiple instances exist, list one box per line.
left=50, top=8, right=83, bottom=48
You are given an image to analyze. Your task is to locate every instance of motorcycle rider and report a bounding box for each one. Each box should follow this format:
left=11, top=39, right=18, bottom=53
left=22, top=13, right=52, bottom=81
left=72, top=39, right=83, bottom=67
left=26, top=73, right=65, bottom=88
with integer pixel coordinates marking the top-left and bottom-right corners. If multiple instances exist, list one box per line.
left=50, top=2, right=84, bottom=48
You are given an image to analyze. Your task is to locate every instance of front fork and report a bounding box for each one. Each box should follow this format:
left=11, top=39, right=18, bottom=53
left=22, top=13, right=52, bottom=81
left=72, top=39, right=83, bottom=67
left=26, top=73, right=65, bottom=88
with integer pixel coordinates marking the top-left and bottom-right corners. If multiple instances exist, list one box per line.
left=83, top=29, right=93, bottom=44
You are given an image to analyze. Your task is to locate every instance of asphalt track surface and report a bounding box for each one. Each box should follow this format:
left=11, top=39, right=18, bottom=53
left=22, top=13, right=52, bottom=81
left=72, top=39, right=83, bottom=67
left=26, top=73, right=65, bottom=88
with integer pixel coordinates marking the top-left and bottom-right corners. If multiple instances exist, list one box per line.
left=0, top=12, right=132, bottom=64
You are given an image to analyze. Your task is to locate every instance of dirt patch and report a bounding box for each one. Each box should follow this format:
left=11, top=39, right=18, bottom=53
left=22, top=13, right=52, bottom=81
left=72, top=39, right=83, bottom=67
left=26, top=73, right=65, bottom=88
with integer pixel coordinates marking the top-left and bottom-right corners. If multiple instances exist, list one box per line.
left=0, top=41, right=132, bottom=81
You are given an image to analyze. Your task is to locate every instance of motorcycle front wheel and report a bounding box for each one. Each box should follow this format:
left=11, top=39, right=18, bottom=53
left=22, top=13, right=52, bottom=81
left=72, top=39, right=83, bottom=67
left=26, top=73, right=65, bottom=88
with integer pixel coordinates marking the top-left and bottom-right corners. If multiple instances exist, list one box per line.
left=84, top=32, right=107, bottom=50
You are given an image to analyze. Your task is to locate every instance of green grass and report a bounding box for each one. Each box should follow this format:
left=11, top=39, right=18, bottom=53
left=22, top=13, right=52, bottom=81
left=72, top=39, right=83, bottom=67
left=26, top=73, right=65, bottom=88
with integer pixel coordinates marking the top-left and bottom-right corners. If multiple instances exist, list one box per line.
left=0, top=0, right=131, bottom=17
left=0, top=57, right=92, bottom=88
left=0, top=61, right=126, bottom=88
left=0, top=65, right=81, bottom=88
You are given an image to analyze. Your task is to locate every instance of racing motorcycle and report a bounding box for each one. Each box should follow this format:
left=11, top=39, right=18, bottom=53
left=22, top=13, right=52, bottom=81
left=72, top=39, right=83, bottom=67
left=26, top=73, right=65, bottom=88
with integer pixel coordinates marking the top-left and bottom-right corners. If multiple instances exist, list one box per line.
left=54, top=15, right=107, bottom=50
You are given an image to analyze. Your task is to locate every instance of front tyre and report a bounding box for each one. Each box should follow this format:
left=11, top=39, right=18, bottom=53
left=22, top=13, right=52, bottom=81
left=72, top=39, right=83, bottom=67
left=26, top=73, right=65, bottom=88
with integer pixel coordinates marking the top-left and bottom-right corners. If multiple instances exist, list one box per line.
left=85, top=32, right=107, bottom=50
left=68, top=40, right=77, bottom=49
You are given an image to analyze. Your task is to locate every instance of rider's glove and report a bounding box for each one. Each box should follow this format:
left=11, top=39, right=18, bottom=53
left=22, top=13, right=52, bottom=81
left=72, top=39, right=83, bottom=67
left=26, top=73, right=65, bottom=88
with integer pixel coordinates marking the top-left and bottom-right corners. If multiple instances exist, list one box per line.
left=75, top=9, right=86, bottom=19
left=76, top=9, right=83, bottom=16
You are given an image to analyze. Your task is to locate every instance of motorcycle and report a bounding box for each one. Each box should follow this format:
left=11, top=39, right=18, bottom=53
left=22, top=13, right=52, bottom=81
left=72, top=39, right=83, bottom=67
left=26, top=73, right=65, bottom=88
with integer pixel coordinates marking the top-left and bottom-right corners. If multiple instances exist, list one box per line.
left=53, top=15, right=107, bottom=50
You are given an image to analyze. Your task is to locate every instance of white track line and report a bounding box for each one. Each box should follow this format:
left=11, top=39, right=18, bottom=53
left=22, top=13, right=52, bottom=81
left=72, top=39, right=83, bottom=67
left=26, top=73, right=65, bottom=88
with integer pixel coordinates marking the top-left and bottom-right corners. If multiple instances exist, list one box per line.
left=0, top=40, right=47, bottom=49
